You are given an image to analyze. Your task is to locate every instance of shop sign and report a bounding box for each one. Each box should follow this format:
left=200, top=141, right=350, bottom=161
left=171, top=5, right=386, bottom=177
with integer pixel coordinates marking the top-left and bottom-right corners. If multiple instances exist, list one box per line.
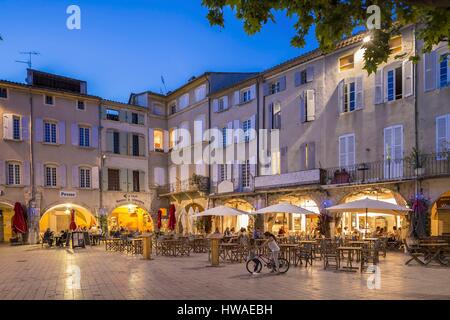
left=115, top=193, right=145, bottom=205
left=60, top=191, right=77, bottom=198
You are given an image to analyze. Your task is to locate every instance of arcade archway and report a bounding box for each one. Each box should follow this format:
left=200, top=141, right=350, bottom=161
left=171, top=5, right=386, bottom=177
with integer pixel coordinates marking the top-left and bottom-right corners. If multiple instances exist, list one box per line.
left=39, top=203, right=97, bottom=233
left=108, top=205, right=154, bottom=234
left=269, top=195, right=320, bottom=234
left=0, top=202, right=14, bottom=242
left=338, top=188, right=407, bottom=235
left=430, top=190, right=450, bottom=236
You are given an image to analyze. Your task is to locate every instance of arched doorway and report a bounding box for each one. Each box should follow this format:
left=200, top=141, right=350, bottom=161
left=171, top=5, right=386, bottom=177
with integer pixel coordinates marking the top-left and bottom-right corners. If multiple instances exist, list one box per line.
left=339, top=188, right=407, bottom=235
left=269, top=195, right=320, bottom=235
left=0, top=202, right=14, bottom=242
left=222, top=199, right=254, bottom=233
left=108, top=204, right=154, bottom=234
left=430, top=190, right=450, bottom=236
left=40, top=203, right=96, bottom=233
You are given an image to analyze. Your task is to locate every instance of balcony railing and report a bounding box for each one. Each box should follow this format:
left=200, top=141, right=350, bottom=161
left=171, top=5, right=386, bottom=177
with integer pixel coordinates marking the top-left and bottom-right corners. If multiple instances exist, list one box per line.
left=254, top=169, right=324, bottom=189
left=158, top=177, right=210, bottom=195
left=210, top=175, right=255, bottom=195
left=324, top=153, right=450, bottom=186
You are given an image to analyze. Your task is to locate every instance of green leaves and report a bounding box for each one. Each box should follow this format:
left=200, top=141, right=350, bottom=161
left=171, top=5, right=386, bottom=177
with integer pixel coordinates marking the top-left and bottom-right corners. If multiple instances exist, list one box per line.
left=202, top=0, right=450, bottom=73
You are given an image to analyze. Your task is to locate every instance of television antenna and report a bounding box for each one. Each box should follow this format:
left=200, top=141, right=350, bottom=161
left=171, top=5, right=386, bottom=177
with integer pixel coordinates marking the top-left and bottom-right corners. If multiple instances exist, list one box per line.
left=15, top=51, right=40, bottom=69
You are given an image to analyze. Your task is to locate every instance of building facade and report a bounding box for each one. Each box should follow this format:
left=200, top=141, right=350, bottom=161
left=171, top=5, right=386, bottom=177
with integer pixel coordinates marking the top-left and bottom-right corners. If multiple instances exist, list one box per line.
left=1, top=25, right=449, bottom=242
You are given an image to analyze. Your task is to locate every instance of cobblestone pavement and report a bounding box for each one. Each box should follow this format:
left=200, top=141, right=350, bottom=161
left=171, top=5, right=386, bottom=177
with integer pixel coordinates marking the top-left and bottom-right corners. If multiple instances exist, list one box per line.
left=0, top=244, right=449, bottom=300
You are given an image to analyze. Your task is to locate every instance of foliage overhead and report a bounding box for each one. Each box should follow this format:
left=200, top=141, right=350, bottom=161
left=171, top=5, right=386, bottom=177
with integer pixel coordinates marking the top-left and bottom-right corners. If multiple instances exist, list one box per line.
left=202, top=0, right=450, bottom=74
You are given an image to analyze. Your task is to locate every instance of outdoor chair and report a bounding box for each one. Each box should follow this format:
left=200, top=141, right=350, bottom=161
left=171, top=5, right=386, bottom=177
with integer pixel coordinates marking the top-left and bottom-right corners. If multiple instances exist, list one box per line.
left=404, top=241, right=425, bottom=265
left=295, top=243, right=313, bottom=267
left=361, top=241, right=380, bottom=269
left=378, top=238, right=388, bottom=258
left=322, top=240, right=340, bottom=270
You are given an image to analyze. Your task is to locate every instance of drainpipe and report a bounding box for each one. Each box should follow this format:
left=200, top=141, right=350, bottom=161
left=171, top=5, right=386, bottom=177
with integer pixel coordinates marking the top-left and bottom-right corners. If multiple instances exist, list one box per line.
left=206, top=77, right=212, bottom=194
left=413, top=25, right=420, bottom=197
left=27, top=83, right=37, bottom=244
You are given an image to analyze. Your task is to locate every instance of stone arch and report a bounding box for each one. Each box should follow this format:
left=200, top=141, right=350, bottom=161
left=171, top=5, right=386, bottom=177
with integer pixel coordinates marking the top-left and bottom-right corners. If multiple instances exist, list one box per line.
left=430, top=190, right=450, bottom=236
left=39, top=202, right=97, bottom=233
left=108, top=204, right=154, bottom=233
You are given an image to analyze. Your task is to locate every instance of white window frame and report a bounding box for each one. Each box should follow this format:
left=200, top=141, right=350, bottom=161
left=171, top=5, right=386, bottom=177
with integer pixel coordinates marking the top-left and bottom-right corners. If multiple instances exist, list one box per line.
left=44, top=121, right=57, bottom=144
left=385, top=65, right=403, bottom=102
left=7, top=161, right=21, bottom=185
left=153, top=129, right=164, bottom=152
left=79, top=167, right=91, bottom=189
left=241, top=160, right=250, bottom=187
left=241, top=88, right=252, bottom=103
left=437, top=49, right=450, bottom=89
left=179, top=93, right=189, bottom=109
left=77, top=100, right=85, bottom=111
left=12, top=115, right=21, bottom=140
left=270, top=81, right=281, bottom=95
left=195, top=85, right=206, bottom=102
left=78, top=126, right=91, bottom=147
left=343, top=81, right=356, bottom=113
left=44, top=165, right=57, bottom=187
left=243, top=119, right=251, bottom=142
left=219, top=164, right=227, bottom=182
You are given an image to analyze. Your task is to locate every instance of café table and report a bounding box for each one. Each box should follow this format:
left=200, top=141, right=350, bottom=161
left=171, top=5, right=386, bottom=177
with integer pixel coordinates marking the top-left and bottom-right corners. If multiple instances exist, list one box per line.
left=419, top=243, right=448, bottom=266
left=337, top=246, right=363, bottom=272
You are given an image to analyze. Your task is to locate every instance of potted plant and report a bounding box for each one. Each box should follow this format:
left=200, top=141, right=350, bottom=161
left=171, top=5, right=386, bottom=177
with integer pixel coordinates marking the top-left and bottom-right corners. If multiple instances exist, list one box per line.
left=406, top=147, right=426, bottom=176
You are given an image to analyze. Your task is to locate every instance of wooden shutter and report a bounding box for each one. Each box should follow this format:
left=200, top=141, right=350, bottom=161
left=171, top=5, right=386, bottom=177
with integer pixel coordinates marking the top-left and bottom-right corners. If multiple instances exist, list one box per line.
left=35, top=163, right=43, bottom=186
left=374, top=69, right=383, bottom=104
left=233, top=91, right=240, bottom=106
left=58, top=165, right=66, bottom=188
left=71, top=123, right=78, bottom=146
left=306, top=89, right=315, bottom=121
left=35, top=118, right=43, bottom=142
left=307, top=142, right=316, bottom=169
left=279, top=76, right=286, bottom=91
left=138, top=113, right=145, bottom=125
left=139, top=171, right=145, bottom=191
left=0, top=160, right=5, bottom=185
left=250, top=114, right=256, bottom=140
left=22, top=161, right=31, bottom=186
left=138, top=134, right=145, bottom=156
left=223, top=96, right=229, bottom=110
left=250, top=85, right=256, bottom=101
left=106, top=130, right=114, bottom=152
left=300, top=92, right=306, bottom=123
left=339, top=136, right=346, bottom=168
left=148, top=128, right=154, bottom=151
left=299, top=144, right=306, bottom=170
left=91, top=166, right=99, bottom=189
left=119, top=132, right=128, bottom=155
left=213, top=99, right=219, bottom=112
left=120, top=169, right=128, bottom=191
left=306, top=66, right=314, bottom=82
left=21, top=116, right=29, bottom=141
left=2, top=114, right=13, bottom=140
left=263, top=82, right=270, bottom=96
left=58, top=121, right=65, bottom=145
left=402, top=60, right=414, bottom=98
left=339, top=135, right=354, bottom=167
left=338, top=80, right=344, bottom=113
left=101, top=168, right=108, bottom=191
left=294, top=71, right=301, bottom=87
left=72, top=165, right=79, bottom=188
left=355, top=76, right=364, bottom=109
left=268, top=103, right=273, bottom=129
left=92, top=126, right=99, bottom=149
left=424, top=51, right=437, bottom=92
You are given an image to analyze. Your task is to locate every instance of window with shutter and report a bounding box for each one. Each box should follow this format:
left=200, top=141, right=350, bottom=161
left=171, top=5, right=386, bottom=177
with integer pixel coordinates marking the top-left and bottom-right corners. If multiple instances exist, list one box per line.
left=384, top=125, right=403, bottom=178
left=44, top=165, right=57, bottom=187
left=0, top=87, right=7, bottom=99
left=6, top=162, right=21, bottom=185
left=133, top=170, right=140, bottom=192
left=339, top=134, right=355, bottom=168
left=438, top=52, right=449, bottom=88
left=272, top=102, right=281, bottom=129
left=386, top=65, right=403, bottom=101
left=78, top=126, right=90, bottom=147
left=108, top=169, right=120, bottom=191
left=12, top=116, right=21, bottom=140
left=436, top=114, right=450, bottom=160
left=132, top=134, right=139, bottom=156
left=44, top=95, right=54, bottom=106
left=243, top=119, right=251, bottom=142
left=44, top=121, right=57, bottom=144
left=241, top=160, right=250, bottom=187
left=389, top=36, right=402, bottom=55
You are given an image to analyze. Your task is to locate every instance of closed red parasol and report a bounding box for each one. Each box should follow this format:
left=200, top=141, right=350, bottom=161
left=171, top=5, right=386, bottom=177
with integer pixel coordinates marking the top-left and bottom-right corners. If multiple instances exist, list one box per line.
left=69, top=209, right=77, bottom=231
left=12, top=202, right=27, bottom=234
left=157, top=209, right=162, bottom=229
left=168, top=204, right=176, bottom=230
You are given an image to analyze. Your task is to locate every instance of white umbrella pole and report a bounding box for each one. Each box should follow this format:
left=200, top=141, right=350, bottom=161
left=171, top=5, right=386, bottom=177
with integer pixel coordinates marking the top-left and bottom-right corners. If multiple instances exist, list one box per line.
left=365, top=208, right=368, bottom=237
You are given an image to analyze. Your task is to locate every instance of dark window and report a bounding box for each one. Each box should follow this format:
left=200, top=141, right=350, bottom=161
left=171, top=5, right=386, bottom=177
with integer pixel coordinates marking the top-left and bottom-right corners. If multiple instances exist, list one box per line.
left=77, top=100, right=85, bottom=110
left=106, top=109, right=120, bottom=121
left=0, top=87, right=7, bottom=99
left=272, top=103, right=281, bottom=129
left=45, top=95, right=54, bottom=105
left=395, top=67, right=403, bottom=100
left=132, top=134, right=139, bottom=156
left=108, top=169, right=120, bottom=191
left=300, top=70, right=307, bottom=85
left=113, top=132, right=120, bottom=154
left=131, top=113, right=138, bottom=124
left=170, top=105, right=176, bottom=115
left=13, top=116, right=21, bottom=140
left=133, top=170, right=140, bottom=192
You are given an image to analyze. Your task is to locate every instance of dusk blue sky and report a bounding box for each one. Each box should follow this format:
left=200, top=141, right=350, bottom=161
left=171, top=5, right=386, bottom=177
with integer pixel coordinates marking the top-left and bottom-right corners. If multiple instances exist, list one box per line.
left=0, top=0, right=318, bottom=102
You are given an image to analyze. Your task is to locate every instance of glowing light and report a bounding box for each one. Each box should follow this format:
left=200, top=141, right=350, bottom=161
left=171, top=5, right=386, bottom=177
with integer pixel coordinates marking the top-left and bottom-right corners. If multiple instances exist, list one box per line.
left=363, top=35, right=371, bottom=43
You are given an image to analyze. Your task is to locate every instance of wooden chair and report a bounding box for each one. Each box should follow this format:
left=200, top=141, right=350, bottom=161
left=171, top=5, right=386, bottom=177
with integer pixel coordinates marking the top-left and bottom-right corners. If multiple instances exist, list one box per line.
left=322, top=240, right=340, bottom=270
left=295, top=243, right=313, bottom=267
left=404, top=241, right=425, bottom=265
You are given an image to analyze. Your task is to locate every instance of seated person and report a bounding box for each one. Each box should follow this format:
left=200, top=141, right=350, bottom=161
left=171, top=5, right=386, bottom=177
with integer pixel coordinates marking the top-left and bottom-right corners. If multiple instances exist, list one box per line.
left=278, top=226, right=286, bottom=236
left=223, top=227, right=231, bottom=237
left=43, top=228, right=54, bottom=246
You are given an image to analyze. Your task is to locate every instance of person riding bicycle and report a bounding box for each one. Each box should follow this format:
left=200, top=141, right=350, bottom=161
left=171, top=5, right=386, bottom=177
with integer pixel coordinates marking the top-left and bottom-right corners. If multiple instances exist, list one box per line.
left=263, top=231, right=280, bottom=273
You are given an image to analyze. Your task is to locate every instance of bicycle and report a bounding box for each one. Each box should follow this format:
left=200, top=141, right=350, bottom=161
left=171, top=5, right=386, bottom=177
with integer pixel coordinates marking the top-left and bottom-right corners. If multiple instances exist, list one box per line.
left=246, top=253, right=290, bottom=274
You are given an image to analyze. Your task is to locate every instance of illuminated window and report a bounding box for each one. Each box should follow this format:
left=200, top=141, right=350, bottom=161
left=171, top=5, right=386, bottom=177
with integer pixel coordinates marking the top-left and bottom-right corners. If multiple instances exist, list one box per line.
left=339, top=53, right=354, bottom=71
left=154, top=129, right=163, bottom=152
left=389, top=36, right=402, bottom=55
